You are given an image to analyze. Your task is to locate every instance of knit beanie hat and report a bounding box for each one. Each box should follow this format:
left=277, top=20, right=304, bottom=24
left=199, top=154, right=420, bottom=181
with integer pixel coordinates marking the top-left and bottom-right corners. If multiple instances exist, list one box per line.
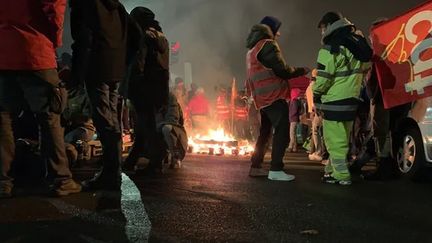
left=260, top=16, right=282, bottom=36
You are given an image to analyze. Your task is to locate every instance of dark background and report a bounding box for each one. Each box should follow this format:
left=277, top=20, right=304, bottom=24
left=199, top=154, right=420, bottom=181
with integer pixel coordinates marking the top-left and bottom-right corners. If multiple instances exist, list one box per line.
left=59, top=0, right=426, bottom=93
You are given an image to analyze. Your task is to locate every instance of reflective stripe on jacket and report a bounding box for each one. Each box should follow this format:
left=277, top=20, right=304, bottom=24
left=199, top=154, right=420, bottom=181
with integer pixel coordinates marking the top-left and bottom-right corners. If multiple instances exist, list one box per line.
left=313, top=45, right=371, bottom=121
left=216, top=95, right=230, bottom=120
left=235, top=106, right=248, bottom=120
left=246, top=39, right=290, bottom=110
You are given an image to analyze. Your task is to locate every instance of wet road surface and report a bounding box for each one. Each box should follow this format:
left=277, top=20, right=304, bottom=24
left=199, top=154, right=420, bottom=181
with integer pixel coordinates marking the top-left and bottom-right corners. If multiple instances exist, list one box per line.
left=1, top=153, right=432, bottom=242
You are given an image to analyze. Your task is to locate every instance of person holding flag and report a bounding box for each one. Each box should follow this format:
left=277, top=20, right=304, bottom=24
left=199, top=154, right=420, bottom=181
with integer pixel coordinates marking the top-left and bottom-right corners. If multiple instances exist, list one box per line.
left=313, top=12, right=372, bottom=185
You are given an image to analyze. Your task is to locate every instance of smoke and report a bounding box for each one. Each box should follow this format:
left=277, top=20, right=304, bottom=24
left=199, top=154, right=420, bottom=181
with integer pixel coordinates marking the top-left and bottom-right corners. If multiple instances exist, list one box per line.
left=60, top=0, right=425, bottom=97
left=121, top=0, right=306, bottom=95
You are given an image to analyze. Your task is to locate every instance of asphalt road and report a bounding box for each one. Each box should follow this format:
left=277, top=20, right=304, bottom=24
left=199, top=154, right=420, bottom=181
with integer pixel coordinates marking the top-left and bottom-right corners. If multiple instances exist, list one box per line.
left=1, top=152, right=432, bottom=243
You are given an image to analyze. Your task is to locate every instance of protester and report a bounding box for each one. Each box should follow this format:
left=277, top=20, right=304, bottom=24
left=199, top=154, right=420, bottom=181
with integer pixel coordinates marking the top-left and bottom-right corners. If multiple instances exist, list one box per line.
left=187, top=88, right=211, bottom=134
left=174, top=77, right=188, bottom=111
left=313, top=12, right=372, bottom=185
left=0, top=0, right=81, bottom=198
left=215, top=87, right=231, bottom=131
left=288, top=88, right=302, bottom=153
left=246, top=16, right=310, bottom=181
left=234, top=91, right=250, bottom=140
left=71, top=0, right=136, bottom=190
left=188, top=83, right=199, bottom=103
left=306, top=70, right=324, bottom=161
left=123, top=7, right=170, bottom=175
left=155, top=93, right=188, bottom=169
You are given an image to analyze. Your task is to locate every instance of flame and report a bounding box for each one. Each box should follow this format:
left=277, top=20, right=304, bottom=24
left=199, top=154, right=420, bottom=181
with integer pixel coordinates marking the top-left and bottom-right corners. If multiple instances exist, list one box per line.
left=188, top=128, right=254, bottom=156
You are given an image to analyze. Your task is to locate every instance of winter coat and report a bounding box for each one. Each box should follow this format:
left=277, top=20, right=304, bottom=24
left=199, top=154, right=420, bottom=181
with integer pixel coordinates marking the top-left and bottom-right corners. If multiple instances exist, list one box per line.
left=0, top=0, right=67, bottom=70
left=246, top=24, right=308, bottom=80
left=127, top=24, right=170, bottom=110
left=187, top=94, right=210, bottom=116
left=70, top=0, right=132, bottom=84
left=313, top=18, right=372, bottom=121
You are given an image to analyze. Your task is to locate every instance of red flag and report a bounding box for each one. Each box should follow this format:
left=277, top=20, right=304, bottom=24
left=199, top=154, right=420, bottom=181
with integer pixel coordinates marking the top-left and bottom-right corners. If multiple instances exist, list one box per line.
left=371, top=0, right=432, bottom=109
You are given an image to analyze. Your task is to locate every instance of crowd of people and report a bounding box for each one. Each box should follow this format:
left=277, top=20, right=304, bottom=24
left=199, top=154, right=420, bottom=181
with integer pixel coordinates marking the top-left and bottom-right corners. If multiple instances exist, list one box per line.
left=0, top=0, right=190, bottom=198
left=246, top=13, right=409, bottom=185
left=0, top=0, right=414, bottom=199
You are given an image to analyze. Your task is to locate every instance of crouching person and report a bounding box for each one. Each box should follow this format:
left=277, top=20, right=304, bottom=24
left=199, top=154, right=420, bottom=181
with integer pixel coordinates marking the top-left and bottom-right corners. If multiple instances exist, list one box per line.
left=155, top=93, right=188, bottom=169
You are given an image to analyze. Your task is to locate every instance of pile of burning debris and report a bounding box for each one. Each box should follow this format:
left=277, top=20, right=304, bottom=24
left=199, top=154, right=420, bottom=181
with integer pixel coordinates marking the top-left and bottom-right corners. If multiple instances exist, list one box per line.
left=187, top=128, right=254, bottom=156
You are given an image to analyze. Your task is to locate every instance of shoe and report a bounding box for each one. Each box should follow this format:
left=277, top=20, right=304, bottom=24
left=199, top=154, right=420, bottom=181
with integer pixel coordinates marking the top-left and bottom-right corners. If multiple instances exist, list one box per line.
left=249, top=167, right=268, bottom=177
left=268, top=171, right=295, bottom=181
left=53, top=178, right=82, bottom=196
left=323, top=173, right=332, bottom=178
left=82, top=172, right=121, bottom=191
left=322, top=176, right=352, bottom=186
left=0, top=180, right=13, bottom=199
left=170, top=160, right=182, bottom=169
left=308, top=153, right=323, bottom=161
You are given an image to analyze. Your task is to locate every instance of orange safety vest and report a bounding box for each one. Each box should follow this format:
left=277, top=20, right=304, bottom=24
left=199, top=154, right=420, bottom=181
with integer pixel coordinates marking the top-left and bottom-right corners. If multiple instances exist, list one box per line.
left=246, top=39, right=290, bottom=110
left=216, top=95, right=230, bottom=120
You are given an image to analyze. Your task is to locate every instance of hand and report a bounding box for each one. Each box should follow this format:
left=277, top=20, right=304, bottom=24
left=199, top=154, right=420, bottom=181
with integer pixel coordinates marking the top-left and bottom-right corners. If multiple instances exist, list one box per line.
left=145, top=27, right=159, bottom=39
left=311, top=68, right=318, bottom=78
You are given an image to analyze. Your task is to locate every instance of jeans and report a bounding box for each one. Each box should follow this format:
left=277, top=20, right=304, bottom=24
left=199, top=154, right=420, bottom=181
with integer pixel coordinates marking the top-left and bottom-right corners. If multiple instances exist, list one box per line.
left=311, top=113, right=323, bottom=155
left=86, top=81, right=122, bottom=175
left=0, top=70, right=72, bottom=181
left=251, top=100, right=290, bottom=171
left=288, top=122, right=298, bottom=151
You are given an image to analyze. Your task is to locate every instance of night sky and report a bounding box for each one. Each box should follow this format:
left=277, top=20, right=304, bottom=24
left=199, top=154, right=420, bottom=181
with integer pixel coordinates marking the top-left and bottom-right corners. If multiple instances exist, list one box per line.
left=60, top=0, right=426, bottom=92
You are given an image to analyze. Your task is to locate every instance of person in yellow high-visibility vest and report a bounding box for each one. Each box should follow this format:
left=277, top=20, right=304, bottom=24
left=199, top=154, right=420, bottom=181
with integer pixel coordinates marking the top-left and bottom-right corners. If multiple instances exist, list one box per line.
left=313, top=12, right=372, bottom=185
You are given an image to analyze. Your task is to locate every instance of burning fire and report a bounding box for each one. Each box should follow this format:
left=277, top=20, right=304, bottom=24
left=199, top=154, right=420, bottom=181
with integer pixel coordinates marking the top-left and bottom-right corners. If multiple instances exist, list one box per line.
left=188, top=128, right=254, bottom=156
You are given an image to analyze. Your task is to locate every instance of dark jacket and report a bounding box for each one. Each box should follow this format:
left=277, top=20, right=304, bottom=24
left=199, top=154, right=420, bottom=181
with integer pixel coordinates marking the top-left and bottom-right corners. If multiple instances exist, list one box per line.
left=246, top=24, right=308, bottom=80
left=128, top=18, right=170, bottom=110
left=70, top=0, right=131, bottom=83
left=0, top=0, right=66, bottom=70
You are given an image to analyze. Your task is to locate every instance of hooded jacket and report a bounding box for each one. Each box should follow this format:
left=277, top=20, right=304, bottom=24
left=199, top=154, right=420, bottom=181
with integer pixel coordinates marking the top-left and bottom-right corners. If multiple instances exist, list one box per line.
left=0, top=0, right=66, bottom=70
left=70, top=0, right=131, bottom=84
left=127, top=7, right=170, bottom=110
left=246, top=24, right=307, bottom=80
left=313, top=18, right=372, bottom=121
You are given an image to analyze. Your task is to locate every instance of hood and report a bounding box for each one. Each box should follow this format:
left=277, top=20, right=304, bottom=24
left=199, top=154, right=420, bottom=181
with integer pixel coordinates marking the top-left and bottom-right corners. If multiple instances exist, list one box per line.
left=246, top=24, right=274, bottom=49
left=101, top=0, right=120, bottom=10
left=322, top=18, right=355, bottom=42
left=131, top=7, right=162, bottom=32
left=290, top=88, right=301, bottom=100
